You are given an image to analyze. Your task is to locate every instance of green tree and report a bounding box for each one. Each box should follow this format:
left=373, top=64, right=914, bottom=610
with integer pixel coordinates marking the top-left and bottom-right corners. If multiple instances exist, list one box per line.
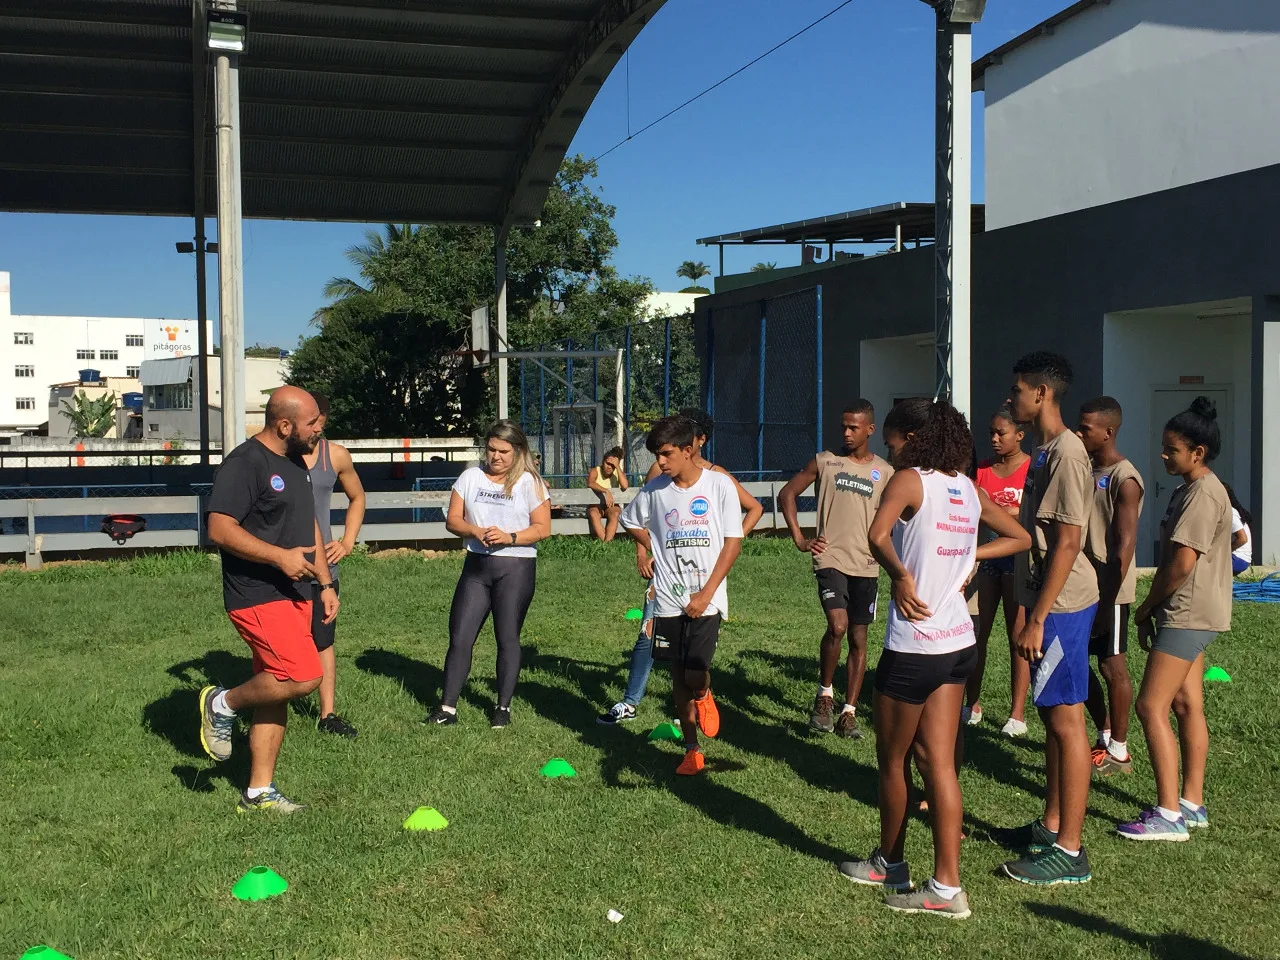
left=750, top=261, right=777, bottom=272
left=60, top=391, right=117, bottom=438
left=245, top=343, right=287, bottom=359
left=676, top=259, right=711, bottom=294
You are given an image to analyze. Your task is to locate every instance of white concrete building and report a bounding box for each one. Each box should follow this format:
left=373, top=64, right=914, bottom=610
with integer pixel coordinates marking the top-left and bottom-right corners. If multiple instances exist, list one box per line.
left=0, top=270, right=207, bottom=434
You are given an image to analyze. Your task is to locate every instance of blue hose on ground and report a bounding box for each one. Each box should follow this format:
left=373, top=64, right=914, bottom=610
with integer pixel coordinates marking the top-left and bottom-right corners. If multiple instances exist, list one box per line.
left=1232, top=572, right=1280, bottom=603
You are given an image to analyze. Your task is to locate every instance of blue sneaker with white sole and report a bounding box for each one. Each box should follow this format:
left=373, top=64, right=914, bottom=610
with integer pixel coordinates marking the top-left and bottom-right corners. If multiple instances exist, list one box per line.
left=1179, top=800, right=1209, bottom=829
left=1117, top=808, right=1189, bottom=842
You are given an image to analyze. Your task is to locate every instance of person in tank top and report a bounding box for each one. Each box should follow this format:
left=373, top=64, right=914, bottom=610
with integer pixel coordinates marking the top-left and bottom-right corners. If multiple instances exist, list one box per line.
left=586, top=445, right=629, bottom=542
left=838, top=398, right=1029, bottom=921
left=1075, top=397, right=1144, bottom=776
left=302, top=395, right=366, bottom=738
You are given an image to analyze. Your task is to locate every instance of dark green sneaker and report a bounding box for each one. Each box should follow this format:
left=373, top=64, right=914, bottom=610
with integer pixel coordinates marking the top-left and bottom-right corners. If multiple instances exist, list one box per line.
left=1001, top=846, right=1091, bottom=885
left=991, top=818, right=1058, bottom=853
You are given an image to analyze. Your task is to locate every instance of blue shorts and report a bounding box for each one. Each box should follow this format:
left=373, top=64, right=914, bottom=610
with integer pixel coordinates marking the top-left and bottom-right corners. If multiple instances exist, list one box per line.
left=1028, top=605, right=1097, bottom=708
left=1232, top=555, right=1249, bottom=576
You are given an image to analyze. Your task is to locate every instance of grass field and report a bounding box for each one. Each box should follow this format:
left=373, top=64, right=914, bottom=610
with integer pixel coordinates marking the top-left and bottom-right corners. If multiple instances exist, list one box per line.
left=2, top=540, right=1278, bottom=960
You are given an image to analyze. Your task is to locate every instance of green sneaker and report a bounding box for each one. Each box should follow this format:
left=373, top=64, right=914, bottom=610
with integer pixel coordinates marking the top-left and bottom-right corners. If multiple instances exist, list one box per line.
left=1001, top=846, right=1091, bottom=885
left=991, top=818, right=1058, bottom=853
left=884, top=884, right=971, bottom=920
left=237, top=785, right=306, bottom=814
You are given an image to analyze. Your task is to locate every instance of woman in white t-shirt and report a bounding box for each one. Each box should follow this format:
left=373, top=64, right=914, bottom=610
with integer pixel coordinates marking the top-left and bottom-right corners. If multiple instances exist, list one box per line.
left=1224, top=483, right=1252, bottom=576
left=425, top=421, right=551, bottom=729
left=838, top=398, right=1029, bottom=920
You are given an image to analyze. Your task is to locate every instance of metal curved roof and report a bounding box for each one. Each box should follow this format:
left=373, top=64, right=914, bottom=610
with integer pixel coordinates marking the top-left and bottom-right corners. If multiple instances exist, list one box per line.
left=0, top=0, right=665, bottom=228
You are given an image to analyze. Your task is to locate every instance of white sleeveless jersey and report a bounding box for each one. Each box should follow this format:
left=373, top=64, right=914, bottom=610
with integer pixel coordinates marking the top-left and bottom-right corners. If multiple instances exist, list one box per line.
left=884, top=469, right=980, bottom=655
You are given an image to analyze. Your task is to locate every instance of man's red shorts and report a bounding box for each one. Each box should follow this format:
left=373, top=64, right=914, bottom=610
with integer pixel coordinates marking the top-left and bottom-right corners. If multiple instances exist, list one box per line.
left=227, top=598, right=322, bottom=683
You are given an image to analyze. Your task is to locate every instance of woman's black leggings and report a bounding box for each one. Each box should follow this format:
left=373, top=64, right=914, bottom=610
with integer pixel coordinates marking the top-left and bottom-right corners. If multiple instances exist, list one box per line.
left=440, top=552, right=537, bottom=708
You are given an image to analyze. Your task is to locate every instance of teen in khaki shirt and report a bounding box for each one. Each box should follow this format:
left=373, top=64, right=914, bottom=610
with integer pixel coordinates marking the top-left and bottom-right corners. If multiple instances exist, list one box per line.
left=1118, top=397, right=1232, bottom=842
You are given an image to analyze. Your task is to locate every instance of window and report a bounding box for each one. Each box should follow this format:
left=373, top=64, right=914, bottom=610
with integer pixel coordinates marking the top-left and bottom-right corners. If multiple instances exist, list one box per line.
left=148, top=422, right=159, bottom=433
left=125, top=334, right=144, bottom=347
left=126, top=365, right=140, bottom=378
left=100, top=349, right=119, bottom=361
left=13, top=332, right=32, bottom=345
left=146, top=383, right=192, bottom=410
left=14, top=365, right=34, bottom=378
left=76, top=349, right=95, bottom=360
left=15, top=397, right=34, bottom=411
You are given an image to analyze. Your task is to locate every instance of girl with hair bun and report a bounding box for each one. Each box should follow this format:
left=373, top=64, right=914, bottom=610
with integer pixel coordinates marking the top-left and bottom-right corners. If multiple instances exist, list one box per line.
left=1120, top=397, right=1232, bottom=841
left=838, top=398, right=1030, bottom=920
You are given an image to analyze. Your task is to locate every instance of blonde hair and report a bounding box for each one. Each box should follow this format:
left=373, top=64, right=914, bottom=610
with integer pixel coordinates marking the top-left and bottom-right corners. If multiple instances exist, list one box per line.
left=485, top=420, right=546, bottom=498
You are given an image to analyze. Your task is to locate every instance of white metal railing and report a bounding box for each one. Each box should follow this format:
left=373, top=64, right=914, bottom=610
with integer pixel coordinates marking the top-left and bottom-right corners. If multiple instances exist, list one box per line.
left=0, top=482, right=817, bottom=568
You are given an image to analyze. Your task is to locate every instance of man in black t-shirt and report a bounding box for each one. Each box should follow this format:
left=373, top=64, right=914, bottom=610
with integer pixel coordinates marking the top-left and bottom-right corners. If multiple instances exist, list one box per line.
left=199, top=386, right=339, bottom=814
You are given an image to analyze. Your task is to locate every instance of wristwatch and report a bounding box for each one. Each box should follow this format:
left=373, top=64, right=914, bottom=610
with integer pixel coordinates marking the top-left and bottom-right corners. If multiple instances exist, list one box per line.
left=320, top=583, right=336, bottom=592
left=509, top=532, right=518, bottom=545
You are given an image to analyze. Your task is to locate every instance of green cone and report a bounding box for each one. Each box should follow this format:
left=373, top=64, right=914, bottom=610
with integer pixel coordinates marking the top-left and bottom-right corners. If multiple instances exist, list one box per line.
left=403, top=807, right=449, bottom=831
left=232, top=866, right=288, bottom=902
left=1204, top=666, right=1232, bottom=683
left=540, top=758, right=577, bottom=778
left=648, top=722, right=683, bottom=742
left=624, top=608, right=644, bottom=620
left=22, top=948, right=74, bottom=960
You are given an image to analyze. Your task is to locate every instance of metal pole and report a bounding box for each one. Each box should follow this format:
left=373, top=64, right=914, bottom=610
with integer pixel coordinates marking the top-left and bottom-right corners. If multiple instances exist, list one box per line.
left=663, top=318, right=672, bottom=416
left=495, top=239, right=509, bottom=420
left=565, top=341, right=573, bottom=480
left=704, top=309, right=715, bottom=461
left=757, top=301, right=767, bottom=481
left=718, top=244, right=724, bottom=277
left=623, top=323, right=632, bottom=466
left=592, top=332, right=599, bottom=404
left=519, top=358, right=527, bottom=432
left=895, top=221, right=903, bottom=253
left=538, top=344, right=546, bottom=465
left=934, top=10, right=973, bottom=422
left=213, top=6, right=245, bottom=452
left=614, top=347, right=625, bottom=450
left=815, top=285, right=824, bottom=455
left=191, top=0, right=211, bottom=465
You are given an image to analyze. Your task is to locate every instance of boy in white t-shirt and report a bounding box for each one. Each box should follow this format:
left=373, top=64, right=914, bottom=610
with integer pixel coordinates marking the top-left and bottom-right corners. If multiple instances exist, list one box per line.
left=621, top=415, right=744, bottom=775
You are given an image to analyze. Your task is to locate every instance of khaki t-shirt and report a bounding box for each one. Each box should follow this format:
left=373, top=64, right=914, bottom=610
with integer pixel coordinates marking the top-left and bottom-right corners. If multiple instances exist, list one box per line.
left=1085, top=458, right=1145, bottom=606
left=813, top=451, right=894, bottom=577
left=1015, top=429, right=1099, bottom=614
left=1157, top=472, right=1233, bottom=633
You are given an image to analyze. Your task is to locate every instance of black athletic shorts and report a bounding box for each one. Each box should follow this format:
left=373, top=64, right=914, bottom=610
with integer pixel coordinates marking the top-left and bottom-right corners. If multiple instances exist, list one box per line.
left=311, top=580, right=339, bottom=651
left=874, top=645, right=977, bottom=705
left=652, top=614, right=722, bottom=671
left=815, top=568, right=879, bottom=624
left=1088, top=603, right=1129, bottom=659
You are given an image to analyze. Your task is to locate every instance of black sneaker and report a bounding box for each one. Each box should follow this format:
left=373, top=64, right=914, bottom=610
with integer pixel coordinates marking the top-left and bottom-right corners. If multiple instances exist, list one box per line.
left=491, top=706, right=511, bottom=729
left=317, top=713, right=358, bottom=738
left=422, top=707, right=457, bottom=726
left=1001, top=845, right=1092, bottom=885
left=990, top=818, right=1058, bottom=853
left=597, top=702, right=637, bottom=726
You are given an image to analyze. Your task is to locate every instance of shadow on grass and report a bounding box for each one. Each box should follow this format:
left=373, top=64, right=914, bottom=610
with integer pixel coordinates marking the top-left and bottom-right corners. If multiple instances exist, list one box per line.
left=1024, top=904, right=1259, bottom=960
left=354, top=646, right=491, bottom=716
left=143, top=649, right=253, bottom=793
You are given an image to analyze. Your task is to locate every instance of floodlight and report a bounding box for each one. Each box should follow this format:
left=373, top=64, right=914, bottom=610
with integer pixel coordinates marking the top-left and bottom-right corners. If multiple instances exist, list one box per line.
left=207, top=9, right=248, bottom=53
left=920, top=0, right=987, bottom=23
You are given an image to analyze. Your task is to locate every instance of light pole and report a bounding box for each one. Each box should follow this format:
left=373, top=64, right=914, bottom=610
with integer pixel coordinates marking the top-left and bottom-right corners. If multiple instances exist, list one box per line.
left=175, top=238, right=217, bottom=464
left=925, top=0, right=985, bottom=423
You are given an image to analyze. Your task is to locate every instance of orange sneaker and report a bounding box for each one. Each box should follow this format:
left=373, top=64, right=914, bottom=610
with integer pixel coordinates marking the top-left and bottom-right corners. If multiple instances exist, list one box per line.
left=676, top=748, right=705, bottom=776
left=695, top=690, right=720, bottom=738
left=1091, top=745, right=1107, bottom=769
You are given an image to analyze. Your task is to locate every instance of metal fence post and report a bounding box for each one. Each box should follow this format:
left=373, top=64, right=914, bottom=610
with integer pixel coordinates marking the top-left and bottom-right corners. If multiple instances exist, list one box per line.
left=663, top=318, right=672, bottom=416
left=624, top=324, right=632, bottom=469
left=704, top=309, right=715, bottom=461
left=566, top=338, right=574, bottom=483
left=757, top=300, right=767, bottom=482
left=592, top=332, right=600, bottom=404
left=520, top=358, right=527, bottom=433
left=24, top=499, right=41, bottom=570
left=815, top=285, right=824, bottom=455
left=538, top=343, right=547, bottom=466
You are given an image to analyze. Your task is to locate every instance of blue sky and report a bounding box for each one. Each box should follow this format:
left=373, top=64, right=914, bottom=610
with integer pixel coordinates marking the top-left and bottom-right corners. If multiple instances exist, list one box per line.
left=0, top=0, right=1066, bottom=348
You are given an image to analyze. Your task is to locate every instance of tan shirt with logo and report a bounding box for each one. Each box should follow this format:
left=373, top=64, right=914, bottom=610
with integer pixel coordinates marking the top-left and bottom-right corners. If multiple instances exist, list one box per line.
left=1015, top=429, right=1099, bottom=614
left=1157, top=472, right=1233, bottom=633
left=814, top=451, right=894, bottom=577
left=1085, top=458, right=1145, bottom=606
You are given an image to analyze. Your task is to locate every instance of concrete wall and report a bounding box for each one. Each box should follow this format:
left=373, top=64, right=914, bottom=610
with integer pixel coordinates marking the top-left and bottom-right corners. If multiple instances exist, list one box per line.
left=984, top=0, right=1280, bottom=229
left=858, top=335, right=935, bottom=436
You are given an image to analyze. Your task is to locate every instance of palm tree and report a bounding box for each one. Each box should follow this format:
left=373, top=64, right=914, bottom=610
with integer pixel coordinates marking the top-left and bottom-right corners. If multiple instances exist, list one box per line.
left=312, top=224, right=419, bottom=326
left=60, top=391, right=117, bottom=438
left=750, top=261, right=777, bottom=273
left=676, top=260, right=711, bottom=286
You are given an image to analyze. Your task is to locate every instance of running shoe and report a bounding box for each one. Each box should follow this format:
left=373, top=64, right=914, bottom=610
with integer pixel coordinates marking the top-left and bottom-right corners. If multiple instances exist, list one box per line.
left=317, top=713, right=358, bottom=738
left=1180, top=800, right=1209, bottom=829
left=962, top=705, right=984, bottom=726
left=198, top=685, right=234, bottom=762
left=991, top=818, right=1058, bottom=853
left=1095, top=751, right=1133, bottom=775
left=421, top=707, right=457, bottom=726
left=1001, top=717, right=1029, bottom=738
left=1090, top=744, right=1107, bottom=768
left=597, top=702, right=637, bottom=726
left=675, top=748, right=705, bottom=776
left=838, top=848, right=912, bottom=892
left=491, top=706, right=511, bottom=729
left=237, top=785, right=306, bottom=814
left=1117, top=808, right=1189, bottom=842
left=834, top=710, right=862, bottom=740
left=809, top=694, right=836, bottom=733
left=1001, top=846, right=1092, bottom=885
left=694, top=690, right=720, bottom=738
left=884, top=884, right=971, bottom=920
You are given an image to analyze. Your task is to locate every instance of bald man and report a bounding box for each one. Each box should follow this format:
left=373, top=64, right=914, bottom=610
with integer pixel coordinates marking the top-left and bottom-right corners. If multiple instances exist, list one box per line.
left=199, top=386, right=339, bottom=813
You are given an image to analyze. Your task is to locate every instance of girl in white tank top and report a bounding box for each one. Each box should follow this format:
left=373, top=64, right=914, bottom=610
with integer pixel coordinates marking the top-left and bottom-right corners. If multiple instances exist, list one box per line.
left=838, top=398, right=1030, bottom=919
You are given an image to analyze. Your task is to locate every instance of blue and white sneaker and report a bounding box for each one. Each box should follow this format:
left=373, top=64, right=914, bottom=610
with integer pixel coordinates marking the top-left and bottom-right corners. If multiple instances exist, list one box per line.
left=1179, top=800, right=1209, bottom=829
left=1117, top=808, right=1189, bottom=842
